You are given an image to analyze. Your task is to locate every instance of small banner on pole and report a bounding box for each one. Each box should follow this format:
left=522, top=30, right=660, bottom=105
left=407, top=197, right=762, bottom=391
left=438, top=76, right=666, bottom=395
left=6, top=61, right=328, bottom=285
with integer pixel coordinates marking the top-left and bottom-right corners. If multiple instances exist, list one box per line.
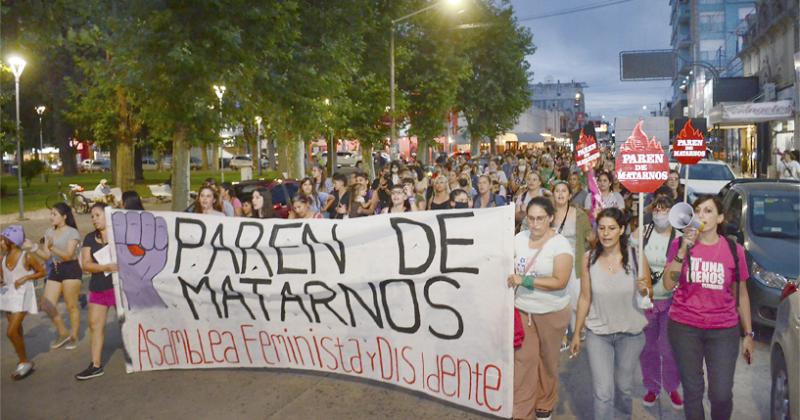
left=615, top=121, right=669, bottom=193
left=575, top=129, right=600, bottom=172
left=106, top=207, right=515, bottom=417
left=672, top=119, right=706, bottom=165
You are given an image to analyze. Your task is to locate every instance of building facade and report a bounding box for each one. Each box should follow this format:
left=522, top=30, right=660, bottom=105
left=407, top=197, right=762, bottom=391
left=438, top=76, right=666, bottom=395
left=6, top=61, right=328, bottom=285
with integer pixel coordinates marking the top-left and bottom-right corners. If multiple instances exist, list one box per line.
left=530, top=80, right=586, bottom=134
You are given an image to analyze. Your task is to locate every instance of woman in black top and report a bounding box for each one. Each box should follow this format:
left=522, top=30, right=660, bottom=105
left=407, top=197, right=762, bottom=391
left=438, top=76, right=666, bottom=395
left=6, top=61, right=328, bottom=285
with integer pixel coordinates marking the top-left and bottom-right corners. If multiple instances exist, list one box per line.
left=76, top=202, right=118, bottom=380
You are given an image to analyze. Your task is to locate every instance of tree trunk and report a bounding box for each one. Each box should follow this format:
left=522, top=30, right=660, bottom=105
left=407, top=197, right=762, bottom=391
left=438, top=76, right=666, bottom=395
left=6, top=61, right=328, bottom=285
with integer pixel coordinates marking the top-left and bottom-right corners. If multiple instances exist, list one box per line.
left=114, top=88, right=135, bottom=191
left=470, top=132, right=481, bottom=157
left=418, top=139, right=430, bottom=165
left=490, top=137, right=497, bottom=155
left=326, top=130, right=336, bottom=176
left=134, top=144, right=144, bottom=182
left=171, top=127, right=191, bottom=211
left=211, top=144, right=220, bottom=171
left=202, top=145, right=210, bottom=170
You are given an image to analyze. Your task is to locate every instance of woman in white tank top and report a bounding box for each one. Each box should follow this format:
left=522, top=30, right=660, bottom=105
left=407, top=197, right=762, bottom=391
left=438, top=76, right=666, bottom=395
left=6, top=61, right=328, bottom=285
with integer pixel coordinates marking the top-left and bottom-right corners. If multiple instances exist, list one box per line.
left=1, top=225, right=46, bottom=380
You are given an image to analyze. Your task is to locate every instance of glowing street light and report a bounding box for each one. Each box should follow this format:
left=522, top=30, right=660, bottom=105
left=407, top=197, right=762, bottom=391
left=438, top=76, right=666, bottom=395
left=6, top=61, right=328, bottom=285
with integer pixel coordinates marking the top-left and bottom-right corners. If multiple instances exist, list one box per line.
left=8, top=55, right=27, bottom=219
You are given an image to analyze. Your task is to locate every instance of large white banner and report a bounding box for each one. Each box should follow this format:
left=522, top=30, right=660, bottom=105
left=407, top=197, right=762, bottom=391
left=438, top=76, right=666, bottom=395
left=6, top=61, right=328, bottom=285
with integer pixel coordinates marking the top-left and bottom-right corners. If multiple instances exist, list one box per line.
left=107, top=206, right=515, bottom=416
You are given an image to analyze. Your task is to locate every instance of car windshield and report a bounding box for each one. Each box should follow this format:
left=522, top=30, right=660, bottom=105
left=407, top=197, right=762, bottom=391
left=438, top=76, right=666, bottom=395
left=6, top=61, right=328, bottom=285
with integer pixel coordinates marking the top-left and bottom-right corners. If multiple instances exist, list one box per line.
left=679, top=163, right=733, bottom=181
left=271, top=183, right=299, bottom=206
left=749, top=193, right=800, bottom=239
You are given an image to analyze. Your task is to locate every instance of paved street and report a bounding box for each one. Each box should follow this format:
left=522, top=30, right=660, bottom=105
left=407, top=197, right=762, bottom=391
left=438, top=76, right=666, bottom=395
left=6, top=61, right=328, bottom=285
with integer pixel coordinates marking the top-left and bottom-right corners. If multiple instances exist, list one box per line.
left=1, top=210, right=773, bottom=420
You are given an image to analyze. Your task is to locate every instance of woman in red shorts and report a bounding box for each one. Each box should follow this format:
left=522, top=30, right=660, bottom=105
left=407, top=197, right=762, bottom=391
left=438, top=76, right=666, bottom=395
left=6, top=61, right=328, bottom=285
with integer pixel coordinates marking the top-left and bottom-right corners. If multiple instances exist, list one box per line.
left=75, top=203, right=118, bottom=380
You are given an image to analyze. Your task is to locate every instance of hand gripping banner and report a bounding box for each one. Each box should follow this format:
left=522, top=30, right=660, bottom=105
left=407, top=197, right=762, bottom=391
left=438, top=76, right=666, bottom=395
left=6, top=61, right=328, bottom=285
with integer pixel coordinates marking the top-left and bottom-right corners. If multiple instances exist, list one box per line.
left=106, top=206, right=515, bottom=416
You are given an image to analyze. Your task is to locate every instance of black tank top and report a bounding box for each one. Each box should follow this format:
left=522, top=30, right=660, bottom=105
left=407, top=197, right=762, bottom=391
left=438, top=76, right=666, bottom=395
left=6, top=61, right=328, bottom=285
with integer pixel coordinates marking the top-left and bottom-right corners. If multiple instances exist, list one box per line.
left=429, top=200, right=450, bottom=210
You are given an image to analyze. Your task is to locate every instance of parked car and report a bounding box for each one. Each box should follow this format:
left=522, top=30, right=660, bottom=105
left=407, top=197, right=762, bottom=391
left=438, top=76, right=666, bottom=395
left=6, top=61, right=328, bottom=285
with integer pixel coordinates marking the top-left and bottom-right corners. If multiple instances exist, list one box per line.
left=88, top=159, right=111, bottom=172
left=190, top=156, right=202, bottom=170
left=321, top=151, right=362, bottom=168
left=232, top=179, right=299, bottom=218
left=720, top=181, right=800, bottom=327
left=679, top=160, right=736, bottom=203
left=771, top=280, right=799, bottom=420
left=229, top=155, right=254, bottom=169
left=142, top=157, right=158, bottom=170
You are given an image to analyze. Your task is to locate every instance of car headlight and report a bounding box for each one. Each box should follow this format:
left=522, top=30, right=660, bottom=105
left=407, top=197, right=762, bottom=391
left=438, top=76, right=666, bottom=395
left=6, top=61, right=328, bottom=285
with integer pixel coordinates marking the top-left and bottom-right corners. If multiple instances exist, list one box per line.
left=751, top=260, right=789, bottom=289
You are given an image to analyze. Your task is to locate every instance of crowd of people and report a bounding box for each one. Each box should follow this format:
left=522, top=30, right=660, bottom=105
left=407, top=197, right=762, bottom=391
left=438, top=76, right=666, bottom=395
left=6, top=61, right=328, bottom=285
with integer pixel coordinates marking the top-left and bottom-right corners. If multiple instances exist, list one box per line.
left=0, top=145, right=757, bottom=420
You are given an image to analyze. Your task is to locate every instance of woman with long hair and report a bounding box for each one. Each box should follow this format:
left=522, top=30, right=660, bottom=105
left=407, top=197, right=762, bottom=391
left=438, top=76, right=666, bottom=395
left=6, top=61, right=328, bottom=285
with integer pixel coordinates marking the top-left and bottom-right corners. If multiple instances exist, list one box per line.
left=570, top=208, right=652, bottom=419
left=663, top=195, right=753, bottom=419
left=289, top=196, right=322, bottom=219
left=583, top=171, right=625, bottom=215
left=298, top=177, right=333, bottom=216
left=219, top=182, right=242, bottom=216
left=1, top=225, right=46, bottom=379
left=311, top=164, right=333, bottom=194
left=122, top=190, right=145, bottom=210
left=427, top=175, right=451, bottom=210
left=193, top=186, right=225, bottom=216
left=251, top=187, right=275, bottom=219
left=665, top=170, right=685, bottom=203
left=75, top=203, right=118, bottom=380
left=507, top=197, right=573, bottom=420
left=28, top=203, right=83, bottom=350
left=515, top=172, right=552, bottom=229
left=630, top=195, right=683, bottom=408
left=551, top=181, right=591, bottom=339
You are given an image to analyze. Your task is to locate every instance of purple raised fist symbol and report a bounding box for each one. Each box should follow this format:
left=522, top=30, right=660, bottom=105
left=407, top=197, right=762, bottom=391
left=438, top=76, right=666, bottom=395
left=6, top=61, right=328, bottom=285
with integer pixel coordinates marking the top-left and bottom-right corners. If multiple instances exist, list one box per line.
left=112, top=211, right=168, bottom=310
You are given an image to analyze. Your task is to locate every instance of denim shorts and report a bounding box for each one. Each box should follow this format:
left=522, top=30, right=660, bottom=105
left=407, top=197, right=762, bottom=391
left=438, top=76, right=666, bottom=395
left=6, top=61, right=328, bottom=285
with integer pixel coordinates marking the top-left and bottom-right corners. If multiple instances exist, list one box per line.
left=48, top=260, right=82, bottom=282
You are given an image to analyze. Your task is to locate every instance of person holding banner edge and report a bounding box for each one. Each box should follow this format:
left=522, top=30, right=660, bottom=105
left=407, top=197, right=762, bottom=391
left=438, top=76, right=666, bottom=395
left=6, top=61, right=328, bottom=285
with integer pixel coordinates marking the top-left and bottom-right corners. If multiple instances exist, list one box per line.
left=75, top=202, right=119, bottom=380
left=663, top=195, right=753, bottom=420
left=507, top=197, right=573, bottom=420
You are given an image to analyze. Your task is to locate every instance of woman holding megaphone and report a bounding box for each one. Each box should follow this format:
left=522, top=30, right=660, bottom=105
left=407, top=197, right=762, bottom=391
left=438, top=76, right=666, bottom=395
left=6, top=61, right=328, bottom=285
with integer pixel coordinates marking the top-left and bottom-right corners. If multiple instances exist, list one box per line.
left=663, top=195, right=754, bottom=420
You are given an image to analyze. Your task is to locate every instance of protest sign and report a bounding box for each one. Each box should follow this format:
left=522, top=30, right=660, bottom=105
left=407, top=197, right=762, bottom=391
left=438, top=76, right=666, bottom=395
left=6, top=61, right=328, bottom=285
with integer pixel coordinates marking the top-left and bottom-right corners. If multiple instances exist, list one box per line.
left=575, top=129, right=600, bottom=171
left=106, top=207, right=515, bottom=416
left=615, top=120, right=669, bottom=193
left=672, top=119, right=706, bottom=165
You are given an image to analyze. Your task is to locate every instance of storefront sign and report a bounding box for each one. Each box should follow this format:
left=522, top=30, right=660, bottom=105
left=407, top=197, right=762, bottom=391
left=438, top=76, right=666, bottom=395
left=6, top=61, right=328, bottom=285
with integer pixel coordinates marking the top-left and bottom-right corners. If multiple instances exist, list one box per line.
left=107, top=208, right=515, bottom=416
left=672, top=119, right=706, bottom=165
left=615, top=121, right=669, bottom=193
left=720, top=100, right=794, bottom=122
left=575, top=129, right=599, bottom=171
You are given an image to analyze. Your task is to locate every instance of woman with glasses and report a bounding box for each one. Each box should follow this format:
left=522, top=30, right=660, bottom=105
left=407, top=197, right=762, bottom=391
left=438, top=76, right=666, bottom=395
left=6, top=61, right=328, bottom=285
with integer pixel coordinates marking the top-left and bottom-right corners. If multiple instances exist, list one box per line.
left=507, top=197, right=573, bottom=420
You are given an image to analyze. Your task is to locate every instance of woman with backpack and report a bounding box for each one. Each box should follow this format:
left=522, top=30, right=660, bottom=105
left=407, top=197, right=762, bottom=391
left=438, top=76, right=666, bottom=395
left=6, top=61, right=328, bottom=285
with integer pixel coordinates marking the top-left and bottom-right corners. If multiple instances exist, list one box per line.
left=663, top=195, right=753, bottom=420
left=630, top=195, right=683, bottom=409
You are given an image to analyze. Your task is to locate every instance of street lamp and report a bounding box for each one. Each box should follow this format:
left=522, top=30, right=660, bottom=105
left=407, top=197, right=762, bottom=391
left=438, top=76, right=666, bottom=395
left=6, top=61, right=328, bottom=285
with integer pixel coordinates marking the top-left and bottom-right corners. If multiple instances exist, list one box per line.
left=36, top=105, right=46, bottom=181
left=213, top=84, right=226, bottom=182
left=8, top=55, right=26, bottom=220
left=390, top=0, right=463, bottom=161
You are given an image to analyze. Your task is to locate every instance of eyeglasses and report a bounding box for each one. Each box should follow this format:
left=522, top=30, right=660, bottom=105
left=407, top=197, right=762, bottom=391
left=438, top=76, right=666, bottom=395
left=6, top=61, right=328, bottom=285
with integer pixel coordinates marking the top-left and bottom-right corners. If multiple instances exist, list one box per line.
left=526, top=215, right=549, bottom=224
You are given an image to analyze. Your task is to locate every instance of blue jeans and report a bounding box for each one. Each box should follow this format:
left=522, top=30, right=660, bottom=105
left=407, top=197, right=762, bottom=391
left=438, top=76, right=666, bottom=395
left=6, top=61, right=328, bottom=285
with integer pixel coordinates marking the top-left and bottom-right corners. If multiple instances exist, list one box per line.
left=668, top=320, right=739, bottom=420
left=585, top=330, right=646, bottom=419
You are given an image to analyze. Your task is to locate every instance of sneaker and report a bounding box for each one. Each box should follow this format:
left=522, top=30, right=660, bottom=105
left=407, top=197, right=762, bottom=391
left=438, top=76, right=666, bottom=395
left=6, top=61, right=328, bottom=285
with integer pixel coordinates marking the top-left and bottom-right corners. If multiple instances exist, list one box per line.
left=75, top=363, right=104, bottom=381
left=643, top=391, right=658, bottom=407
left=51, top=335, right=71, bottom=349
left=12, top=362, right=34, bottom=380
left=535, top=409, right=552, bottom=419
left=65, top=337, right=78, bottom=350
left=669, top=390, right=684, bottom=410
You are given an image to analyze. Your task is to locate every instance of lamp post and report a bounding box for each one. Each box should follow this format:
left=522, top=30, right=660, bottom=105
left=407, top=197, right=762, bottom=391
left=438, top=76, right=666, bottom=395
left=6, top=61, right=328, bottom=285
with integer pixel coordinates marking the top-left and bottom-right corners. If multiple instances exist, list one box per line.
left=389, top=0, right=463, bottom=161
left=213, top=85, right=226, bottom=182
left=8, top=55, right=26, bottom=220
left=36, top=105, right=46, bottom=181
left=255, top=116, right=263, bottom=177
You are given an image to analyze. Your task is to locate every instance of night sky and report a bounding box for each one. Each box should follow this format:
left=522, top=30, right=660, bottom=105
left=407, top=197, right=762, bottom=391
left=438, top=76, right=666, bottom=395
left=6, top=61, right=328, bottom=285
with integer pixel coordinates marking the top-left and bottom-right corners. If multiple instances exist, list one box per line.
left=509, top=0, right=673, bottom=121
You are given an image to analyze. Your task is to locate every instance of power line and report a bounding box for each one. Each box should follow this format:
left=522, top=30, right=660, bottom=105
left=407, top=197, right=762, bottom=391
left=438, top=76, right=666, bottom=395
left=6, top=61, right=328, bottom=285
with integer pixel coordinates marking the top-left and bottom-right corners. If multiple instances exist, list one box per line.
left=517, top=0, right=635, bottom=22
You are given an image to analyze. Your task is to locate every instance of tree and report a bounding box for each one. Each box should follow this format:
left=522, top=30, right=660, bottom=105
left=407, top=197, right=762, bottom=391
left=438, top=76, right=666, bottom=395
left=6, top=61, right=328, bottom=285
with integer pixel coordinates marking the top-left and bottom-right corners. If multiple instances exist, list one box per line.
left=457, top=1, right=534, bottom=155
left=112, top=0, right=298, bottom=209
left=400, top=9, right=470, bottom=165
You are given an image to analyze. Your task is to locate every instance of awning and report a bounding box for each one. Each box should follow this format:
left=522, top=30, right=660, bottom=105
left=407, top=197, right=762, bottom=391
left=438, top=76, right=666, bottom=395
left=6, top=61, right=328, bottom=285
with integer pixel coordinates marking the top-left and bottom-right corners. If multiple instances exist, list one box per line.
left=513, top=132, right=545, bottom=143
left=708, top=100, right=795, bottom=125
